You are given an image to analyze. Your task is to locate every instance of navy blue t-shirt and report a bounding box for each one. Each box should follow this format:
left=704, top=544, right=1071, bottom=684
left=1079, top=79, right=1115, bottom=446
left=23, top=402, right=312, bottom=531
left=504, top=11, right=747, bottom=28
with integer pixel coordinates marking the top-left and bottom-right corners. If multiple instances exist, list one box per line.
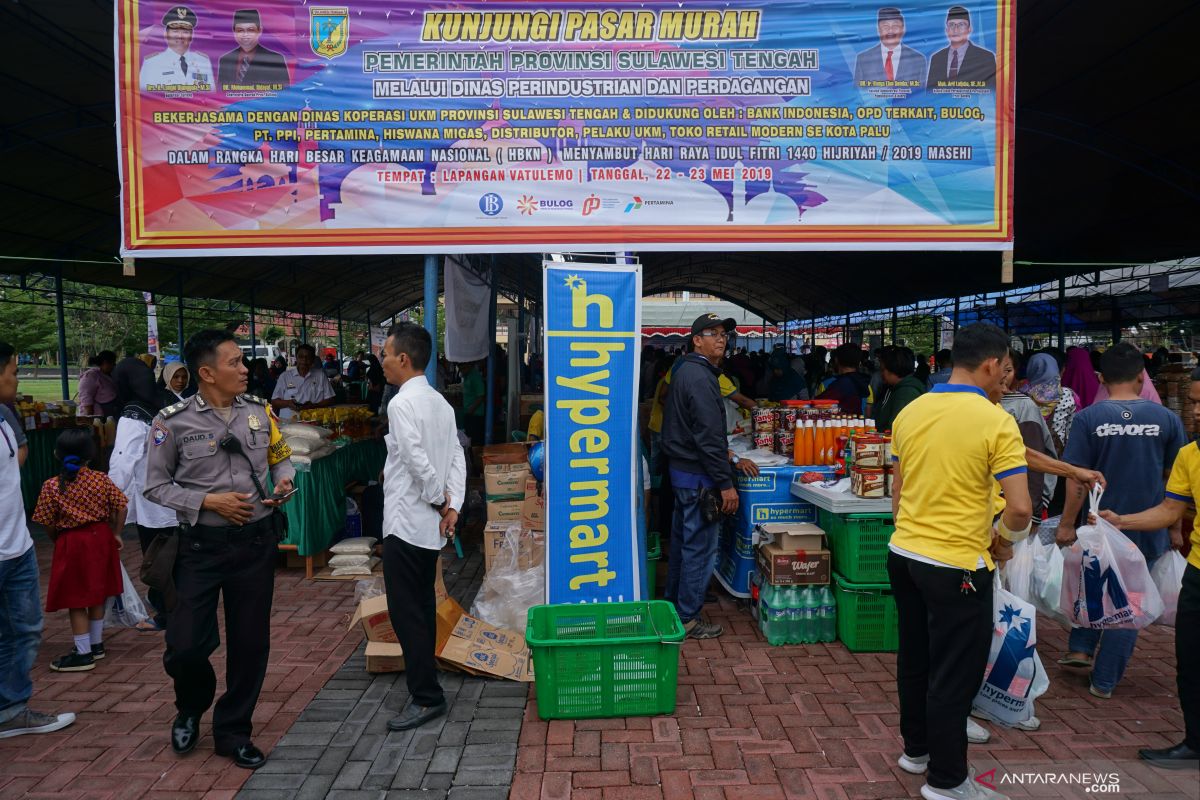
left=1062, top=399, right=1186, bottom=562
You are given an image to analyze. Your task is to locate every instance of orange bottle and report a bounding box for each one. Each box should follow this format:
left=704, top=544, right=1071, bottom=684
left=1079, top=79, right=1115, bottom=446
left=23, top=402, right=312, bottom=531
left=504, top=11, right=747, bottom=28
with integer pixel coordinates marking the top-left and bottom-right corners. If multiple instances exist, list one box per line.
left=801, top=419, right=814, bottom=465
left=818, top=419, right=830, bottom=465
left=793, top=419, right=804, bottom=465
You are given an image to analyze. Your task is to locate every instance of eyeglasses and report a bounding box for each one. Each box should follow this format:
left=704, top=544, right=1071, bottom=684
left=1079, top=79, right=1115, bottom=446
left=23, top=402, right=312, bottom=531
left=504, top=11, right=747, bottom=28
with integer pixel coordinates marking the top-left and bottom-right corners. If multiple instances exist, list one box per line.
left=946, top=21, right=970, bottom=31
left=698, top=330, right=728, bottom=339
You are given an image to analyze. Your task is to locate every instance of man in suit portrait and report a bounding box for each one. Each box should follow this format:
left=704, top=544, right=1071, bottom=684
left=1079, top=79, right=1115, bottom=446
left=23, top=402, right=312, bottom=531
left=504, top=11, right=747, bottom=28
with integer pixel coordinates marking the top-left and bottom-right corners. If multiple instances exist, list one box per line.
left=926, top=6, right=996, bottom=91
left=218, top=9, right=290, bottom=91
left=853, top=7, right=927, bottom=88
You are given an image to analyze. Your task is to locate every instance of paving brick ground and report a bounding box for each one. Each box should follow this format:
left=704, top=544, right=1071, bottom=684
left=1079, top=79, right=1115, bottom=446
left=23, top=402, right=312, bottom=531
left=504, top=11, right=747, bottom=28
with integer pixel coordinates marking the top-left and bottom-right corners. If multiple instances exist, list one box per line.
left=5, top=525, right=1197, bottom=800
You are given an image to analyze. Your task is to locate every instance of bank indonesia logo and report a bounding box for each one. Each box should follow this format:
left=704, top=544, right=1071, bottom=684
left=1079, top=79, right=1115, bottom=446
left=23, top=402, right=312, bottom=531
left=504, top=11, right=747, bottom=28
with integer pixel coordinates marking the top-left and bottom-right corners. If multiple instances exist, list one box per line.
left=479, top=193, right=503, bottom=216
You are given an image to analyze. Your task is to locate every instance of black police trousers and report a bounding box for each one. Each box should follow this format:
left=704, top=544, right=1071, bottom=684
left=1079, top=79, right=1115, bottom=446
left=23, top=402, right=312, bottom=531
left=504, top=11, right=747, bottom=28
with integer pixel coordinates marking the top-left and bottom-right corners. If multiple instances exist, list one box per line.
left=164, top=523, right=276, bottom=751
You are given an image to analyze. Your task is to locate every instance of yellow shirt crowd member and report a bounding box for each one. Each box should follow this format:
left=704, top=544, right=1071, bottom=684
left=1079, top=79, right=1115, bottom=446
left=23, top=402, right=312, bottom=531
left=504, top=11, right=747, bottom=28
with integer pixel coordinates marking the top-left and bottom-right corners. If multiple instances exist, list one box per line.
left=1165, top=441, right=1200, bottom=570
left=890, top=384, right=1027, bottom=570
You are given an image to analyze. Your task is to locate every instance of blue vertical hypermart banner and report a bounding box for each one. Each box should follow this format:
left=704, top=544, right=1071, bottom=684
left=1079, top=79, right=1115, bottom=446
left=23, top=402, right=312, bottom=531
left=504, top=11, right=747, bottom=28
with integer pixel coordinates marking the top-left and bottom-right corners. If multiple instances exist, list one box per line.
left=543, top=261, right=642, bottom=603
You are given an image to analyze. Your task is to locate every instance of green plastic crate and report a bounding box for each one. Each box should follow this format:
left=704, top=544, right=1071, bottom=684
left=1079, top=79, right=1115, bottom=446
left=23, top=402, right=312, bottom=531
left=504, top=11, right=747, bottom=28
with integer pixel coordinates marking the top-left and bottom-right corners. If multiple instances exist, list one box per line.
left=832, top=572, right=898, bottom=652
left=818, top=508, right=895, bottom=584
left=526, top=601, right=684, bottom=720
left=646, top=532, right=662, bottom=599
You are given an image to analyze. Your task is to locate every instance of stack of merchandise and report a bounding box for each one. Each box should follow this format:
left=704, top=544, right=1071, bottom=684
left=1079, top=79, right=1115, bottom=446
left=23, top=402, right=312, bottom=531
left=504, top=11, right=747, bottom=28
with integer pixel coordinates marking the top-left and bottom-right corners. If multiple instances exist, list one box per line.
left=847, top=430, right=892, bottom=498
left=297, top=405, right=374, bottom=439
left=1155, top=365, right=1197, bottom=436
left=754, top=523, right=836, bottom=645
left=279, top=422, right=336, bottom=468
left=14, top=397, right=77, bottom=430
left=480, top=441, right=544, bottom=574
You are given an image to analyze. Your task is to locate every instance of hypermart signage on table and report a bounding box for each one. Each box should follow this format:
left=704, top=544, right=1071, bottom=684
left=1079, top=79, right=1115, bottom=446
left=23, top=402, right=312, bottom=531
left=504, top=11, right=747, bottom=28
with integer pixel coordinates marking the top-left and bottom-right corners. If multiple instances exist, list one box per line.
left=543, top=262, right=642, bottom=603
left=115, top=0, right=1014, bottom=255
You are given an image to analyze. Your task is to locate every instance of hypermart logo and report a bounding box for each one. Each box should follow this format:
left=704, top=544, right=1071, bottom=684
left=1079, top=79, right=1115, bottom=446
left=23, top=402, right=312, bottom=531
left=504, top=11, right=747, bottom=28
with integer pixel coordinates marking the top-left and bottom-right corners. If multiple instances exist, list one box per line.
left=976, top=768, right=1120, bottom=794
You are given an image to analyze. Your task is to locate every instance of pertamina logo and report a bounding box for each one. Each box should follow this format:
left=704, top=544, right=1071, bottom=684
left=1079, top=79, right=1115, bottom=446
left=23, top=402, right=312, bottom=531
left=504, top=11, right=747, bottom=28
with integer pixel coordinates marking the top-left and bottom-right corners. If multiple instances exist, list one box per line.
left=582, top=194, right=601, bottom=216
left=310, top=7, right=349, bottom=59
left=624, top=196, right=643, bottom=213
left=518, top=195, right=537, bottom=215
left=479, top=193, right=503, bottom=216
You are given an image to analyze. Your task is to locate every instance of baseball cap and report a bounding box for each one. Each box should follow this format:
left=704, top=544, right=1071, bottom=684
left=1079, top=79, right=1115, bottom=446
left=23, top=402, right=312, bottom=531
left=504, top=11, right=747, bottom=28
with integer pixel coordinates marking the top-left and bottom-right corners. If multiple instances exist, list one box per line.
left=690, top=314, right=737, bottom=336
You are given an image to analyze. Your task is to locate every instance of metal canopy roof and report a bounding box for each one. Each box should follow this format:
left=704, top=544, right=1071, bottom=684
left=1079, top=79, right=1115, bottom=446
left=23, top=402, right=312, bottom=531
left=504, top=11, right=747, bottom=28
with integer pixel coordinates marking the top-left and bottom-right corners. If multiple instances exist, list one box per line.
left=2, top=1, right=1198, bottom=322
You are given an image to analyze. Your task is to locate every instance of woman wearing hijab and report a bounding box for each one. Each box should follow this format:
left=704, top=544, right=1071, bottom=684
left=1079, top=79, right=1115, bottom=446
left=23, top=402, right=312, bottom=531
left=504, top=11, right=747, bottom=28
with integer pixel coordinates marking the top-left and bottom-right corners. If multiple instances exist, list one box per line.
left=1062, top=347, right=1101, bottom=409
left=1020, top=352, right=1078, bottom=456
left=109, top=358, right=174, bottom=631
left=767, top=348, right=807, bottom=402
left=157, top=361, right=190, bottom=407
left=1093, top=368, right=1162, bottom=404
left=365, top=353, right=386, bottom=414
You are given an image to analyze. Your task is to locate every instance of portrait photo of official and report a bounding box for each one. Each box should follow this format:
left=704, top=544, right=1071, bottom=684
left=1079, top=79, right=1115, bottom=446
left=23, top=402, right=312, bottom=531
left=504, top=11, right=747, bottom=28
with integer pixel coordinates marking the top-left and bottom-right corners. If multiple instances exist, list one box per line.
left=853, top=7, right=927, bottom=87
left=218, top=9, right=291, bottom=92
left=926, top=6, right=997, bottom=91
left=138, top=5, right=214, bottom=92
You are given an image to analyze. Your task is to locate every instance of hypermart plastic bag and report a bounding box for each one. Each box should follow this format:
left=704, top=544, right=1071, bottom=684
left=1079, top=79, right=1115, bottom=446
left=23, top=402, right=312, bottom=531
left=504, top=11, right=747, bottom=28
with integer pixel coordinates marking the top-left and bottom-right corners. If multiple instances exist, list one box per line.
left=1002, top=536, right=1035, bottom=602
left=1030, top=537, right=1068, bottom=626
left=104, top=561, right=150, bottom=628
left=1151, top=550, right=1187, bottom=627
left=1060, top=487, right=1163, bottom=629
left=973, top=582, right=1049, bottom=726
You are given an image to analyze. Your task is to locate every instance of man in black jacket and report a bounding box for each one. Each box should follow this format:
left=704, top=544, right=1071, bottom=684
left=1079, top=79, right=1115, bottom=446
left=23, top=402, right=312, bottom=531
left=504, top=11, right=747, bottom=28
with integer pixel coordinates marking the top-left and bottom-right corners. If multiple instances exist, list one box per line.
left=661, top=314, right=757, bottom=638
left=218, top=9, right=291, bottom=91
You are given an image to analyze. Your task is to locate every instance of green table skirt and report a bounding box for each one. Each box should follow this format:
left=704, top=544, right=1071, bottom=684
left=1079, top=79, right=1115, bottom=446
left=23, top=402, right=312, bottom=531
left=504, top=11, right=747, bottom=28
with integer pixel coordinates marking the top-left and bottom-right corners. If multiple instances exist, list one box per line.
left=282, top=438, right=386, bottom=556
left=21, top=427, right=72, bottom=513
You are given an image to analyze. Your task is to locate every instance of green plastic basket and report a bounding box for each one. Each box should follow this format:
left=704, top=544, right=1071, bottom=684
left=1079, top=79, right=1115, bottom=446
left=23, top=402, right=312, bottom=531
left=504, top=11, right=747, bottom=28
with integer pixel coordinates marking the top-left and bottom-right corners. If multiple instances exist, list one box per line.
left=646, top=532, right=662, bottom=599
left=818, top=508, right=895, bottom=584
left=832, top=572, right=898, bottom=652
left=526, top=601, right=684, bottom=720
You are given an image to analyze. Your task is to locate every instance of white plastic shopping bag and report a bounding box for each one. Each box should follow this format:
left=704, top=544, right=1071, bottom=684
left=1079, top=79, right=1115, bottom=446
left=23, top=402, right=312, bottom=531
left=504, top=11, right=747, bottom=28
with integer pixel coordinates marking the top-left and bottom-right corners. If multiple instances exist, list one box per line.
left=1030, top=537, right=1068, bottom=626
left=1060, top=487, right=1163, bottom=629
left=1002, top=536, right=1035, bottom=602
left=104, top=561, right=150, bottom=628
left=973, top=582, right=1049, bottom=726
left=1151, top=550, right=1187, bottom=627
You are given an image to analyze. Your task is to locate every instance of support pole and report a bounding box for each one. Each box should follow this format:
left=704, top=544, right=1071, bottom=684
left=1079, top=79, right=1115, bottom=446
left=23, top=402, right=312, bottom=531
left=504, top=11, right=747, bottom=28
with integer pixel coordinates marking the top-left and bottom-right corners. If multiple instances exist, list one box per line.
left=844, top=311, right=851, bottom=347
left=301, top=297, right=308, bottom=344
left=1057, top=278, right=1066, bottom=350
left=953, top=296, right=961, bottom=333
left=1110, top=295, right=1121, bottom=344
left=891, top=306, right=898, bottom=344
left=365, top=307, right=373, bottom=356
left=250, top=306, right=258, bottom=362
left=761, top=316, right=766, bottom=352
left=811, top=316, right=816, bottom=350
left=424, top=254, right=439, bottom=386
left=176, top=273, right=185, bottom=354
left=782, top=308, right=788, bottom=353
left=337, top=306, right=344, bottom=361
left=484, top=279, right=497, bottom=444
left=55, top=270, right=69, bottom=402
left=517, top=284, right=526, bottom=390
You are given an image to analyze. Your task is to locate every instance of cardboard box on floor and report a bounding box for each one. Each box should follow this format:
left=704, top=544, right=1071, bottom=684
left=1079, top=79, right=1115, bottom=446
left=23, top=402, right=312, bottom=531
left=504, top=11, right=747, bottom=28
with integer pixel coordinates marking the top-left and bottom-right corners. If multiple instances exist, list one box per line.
left=756, top=526, right=831, bottom=586
left=435, top=598, right=535, bottom=682
left=486, top=499, right=522, bottom=523
left=520, top=477, right=545, bottom=531
left=483, top=521, right=545, bottom=572
left=756, top=523, right=825, bottom=552
left=347, top=557, right=449, bottom=673
left=483, top=463, right=530, bottom=499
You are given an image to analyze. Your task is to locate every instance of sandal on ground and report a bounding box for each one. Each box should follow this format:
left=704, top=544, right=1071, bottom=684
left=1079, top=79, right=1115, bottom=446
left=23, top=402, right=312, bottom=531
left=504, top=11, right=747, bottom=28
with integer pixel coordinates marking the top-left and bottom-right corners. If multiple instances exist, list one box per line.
left=1057, top=653, right=1092, bottom=668
left=135, top=619, right=164, bottom=632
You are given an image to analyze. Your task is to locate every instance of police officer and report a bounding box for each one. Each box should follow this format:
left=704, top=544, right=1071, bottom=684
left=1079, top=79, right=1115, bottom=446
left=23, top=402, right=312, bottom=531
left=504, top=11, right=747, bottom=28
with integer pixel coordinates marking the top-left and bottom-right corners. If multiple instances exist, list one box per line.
left=144, top=329, right=295, bottom=770
left=139, top=6, right=214, bottom=93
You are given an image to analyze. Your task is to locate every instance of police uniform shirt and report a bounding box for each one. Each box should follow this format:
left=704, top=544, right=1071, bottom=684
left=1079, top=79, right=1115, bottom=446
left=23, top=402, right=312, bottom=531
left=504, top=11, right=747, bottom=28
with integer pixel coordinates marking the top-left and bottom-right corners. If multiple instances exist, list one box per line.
left=143, top=393, right=295, bottom=527
left=271, top=367, right=335, bottom=420
left=139, top=47, right=214, bottom=92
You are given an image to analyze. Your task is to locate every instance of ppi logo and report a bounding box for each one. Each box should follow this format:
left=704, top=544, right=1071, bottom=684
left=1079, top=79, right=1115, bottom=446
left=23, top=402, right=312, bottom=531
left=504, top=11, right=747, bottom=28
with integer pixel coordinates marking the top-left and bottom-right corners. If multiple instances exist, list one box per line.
left=518, top=195, right=537, bottom=215
left=478, top=193, right=503, bottom=216
left=582, top=194, right=601, bottom=217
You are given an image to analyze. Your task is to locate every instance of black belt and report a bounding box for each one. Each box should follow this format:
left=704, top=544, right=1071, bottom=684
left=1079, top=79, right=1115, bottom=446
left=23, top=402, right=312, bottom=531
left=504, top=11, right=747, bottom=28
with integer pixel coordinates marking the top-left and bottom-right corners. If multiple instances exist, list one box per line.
left=185, top=517, right=275, bottom=541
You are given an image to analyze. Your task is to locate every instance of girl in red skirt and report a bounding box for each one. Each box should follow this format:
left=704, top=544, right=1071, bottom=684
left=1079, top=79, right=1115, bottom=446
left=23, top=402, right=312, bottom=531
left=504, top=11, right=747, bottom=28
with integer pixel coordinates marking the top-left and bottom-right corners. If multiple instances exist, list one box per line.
left=32, top=428, right=127, bottom=672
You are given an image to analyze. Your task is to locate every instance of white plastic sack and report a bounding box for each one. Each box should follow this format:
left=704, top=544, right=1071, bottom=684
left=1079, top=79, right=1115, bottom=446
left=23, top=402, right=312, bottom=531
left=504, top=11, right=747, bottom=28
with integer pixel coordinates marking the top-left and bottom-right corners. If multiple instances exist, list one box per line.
left=471, top=524, right=544, bottom=632
left=1151, top=550, right=1187, bottom=627
left=972, top=582, right=1049, bottom=726
left=1060, top=487, right=1164, bottom=629
left=1030, top=537, right=1068, bottom=626
left=104, top=562, right=149, bottom=628
left=1002, top=537, right=1035, bottom=603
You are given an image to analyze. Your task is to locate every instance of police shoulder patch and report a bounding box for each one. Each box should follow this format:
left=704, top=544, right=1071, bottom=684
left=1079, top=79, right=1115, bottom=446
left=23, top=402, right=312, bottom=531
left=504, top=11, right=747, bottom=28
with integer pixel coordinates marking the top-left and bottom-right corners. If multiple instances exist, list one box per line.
left=160, top=398, right=192, bottom=419
left=242, top=393, right=270, bottom=407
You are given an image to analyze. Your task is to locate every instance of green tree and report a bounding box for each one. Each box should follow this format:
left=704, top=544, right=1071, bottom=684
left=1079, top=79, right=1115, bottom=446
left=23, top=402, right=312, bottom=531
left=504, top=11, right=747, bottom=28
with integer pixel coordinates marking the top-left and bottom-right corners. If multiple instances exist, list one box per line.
left=262, top=325, right=285, bottom=344
left=0, top=284, right=58, bottom=358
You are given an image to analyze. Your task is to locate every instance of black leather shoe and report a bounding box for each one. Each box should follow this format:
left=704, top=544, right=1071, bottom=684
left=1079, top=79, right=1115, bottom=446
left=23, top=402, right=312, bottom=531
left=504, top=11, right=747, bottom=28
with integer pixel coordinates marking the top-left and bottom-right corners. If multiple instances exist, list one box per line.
left=217, top=742, right=267, bottom=770
left=171, top=714, right=200, bottom=755
left=1139, top=742, right=1200, bottom=769
left=387, top=700, right=447, bottom=731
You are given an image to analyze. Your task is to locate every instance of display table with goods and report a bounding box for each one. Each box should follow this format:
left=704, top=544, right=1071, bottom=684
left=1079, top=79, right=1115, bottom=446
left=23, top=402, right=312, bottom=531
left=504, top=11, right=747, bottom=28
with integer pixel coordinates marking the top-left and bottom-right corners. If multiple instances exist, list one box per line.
left=13, top=398, right=92, bottom=511
left=276, top=410, right=385, bottom=577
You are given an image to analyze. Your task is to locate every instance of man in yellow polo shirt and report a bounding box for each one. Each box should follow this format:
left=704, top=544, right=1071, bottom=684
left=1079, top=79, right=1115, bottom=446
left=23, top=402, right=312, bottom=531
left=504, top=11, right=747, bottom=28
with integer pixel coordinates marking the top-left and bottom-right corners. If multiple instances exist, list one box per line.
left=888, top=323, right=1033, bottom=800
left=1098, top=365, right=1200, bottom=768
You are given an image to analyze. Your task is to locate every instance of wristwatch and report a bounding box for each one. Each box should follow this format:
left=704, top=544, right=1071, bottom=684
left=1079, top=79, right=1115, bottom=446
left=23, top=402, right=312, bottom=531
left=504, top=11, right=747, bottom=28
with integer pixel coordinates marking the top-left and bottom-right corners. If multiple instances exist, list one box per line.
left=731, top=454, right=742, bottom=466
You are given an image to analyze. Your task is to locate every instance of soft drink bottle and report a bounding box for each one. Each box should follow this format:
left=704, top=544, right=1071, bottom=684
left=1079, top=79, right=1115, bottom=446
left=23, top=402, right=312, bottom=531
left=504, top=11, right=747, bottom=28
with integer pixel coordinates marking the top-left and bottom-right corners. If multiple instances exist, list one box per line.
left=758, top=582, right=772, bottom=637
left=785, top=586, right=802, bottom=644
left=802, top=586, right=820, bottom=643
left=764, top=584, right=789, bottom=646
left=819, top=586, right=837, bottom=643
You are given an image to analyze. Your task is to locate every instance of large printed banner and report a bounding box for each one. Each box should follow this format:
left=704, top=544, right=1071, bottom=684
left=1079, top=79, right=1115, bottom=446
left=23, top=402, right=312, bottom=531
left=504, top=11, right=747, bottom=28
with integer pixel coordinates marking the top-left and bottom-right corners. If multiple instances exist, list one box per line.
left=543, top=262, right=642, bottom=603
left=116, top=1, right=1015, bottom=255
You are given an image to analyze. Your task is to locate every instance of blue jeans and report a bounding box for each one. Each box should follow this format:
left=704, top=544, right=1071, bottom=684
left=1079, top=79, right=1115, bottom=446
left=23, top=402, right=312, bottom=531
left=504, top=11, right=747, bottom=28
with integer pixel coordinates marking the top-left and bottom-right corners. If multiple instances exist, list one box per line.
left=1067, top=553, right=1160, bottom=693
left=0, top=547, right=43, bottom=724
left=665, top=487, right=719, bottom=624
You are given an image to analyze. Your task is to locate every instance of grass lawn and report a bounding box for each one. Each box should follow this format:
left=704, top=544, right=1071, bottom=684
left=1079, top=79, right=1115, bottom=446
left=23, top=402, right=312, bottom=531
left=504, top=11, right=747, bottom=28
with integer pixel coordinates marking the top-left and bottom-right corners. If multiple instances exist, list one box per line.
left=17, top=376, right=78, bottom=403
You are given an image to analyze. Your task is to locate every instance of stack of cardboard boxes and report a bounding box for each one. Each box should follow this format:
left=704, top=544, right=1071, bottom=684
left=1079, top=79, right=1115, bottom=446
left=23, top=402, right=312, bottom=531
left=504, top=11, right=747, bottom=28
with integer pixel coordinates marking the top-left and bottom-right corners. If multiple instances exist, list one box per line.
left=755, top=522, right=831, bottom=588
left=481, top=442, right=546, bottom=574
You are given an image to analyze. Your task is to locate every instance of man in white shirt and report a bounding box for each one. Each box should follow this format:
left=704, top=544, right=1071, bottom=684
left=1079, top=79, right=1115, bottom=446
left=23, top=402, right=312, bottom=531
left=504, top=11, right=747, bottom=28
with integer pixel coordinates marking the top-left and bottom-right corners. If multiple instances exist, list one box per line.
left=270, top=343, right=335, bottom=421
left=0, top=342, right=76, bottom=739
left=380, top=323, right=465, bottom=730
left=139, top=6, right=214, bottom=93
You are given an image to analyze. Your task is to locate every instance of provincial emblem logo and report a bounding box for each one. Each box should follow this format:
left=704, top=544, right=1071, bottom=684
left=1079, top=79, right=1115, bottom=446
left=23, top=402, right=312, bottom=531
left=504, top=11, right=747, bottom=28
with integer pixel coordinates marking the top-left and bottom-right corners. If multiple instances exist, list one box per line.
left=310, top=7, right=349, bottom=60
